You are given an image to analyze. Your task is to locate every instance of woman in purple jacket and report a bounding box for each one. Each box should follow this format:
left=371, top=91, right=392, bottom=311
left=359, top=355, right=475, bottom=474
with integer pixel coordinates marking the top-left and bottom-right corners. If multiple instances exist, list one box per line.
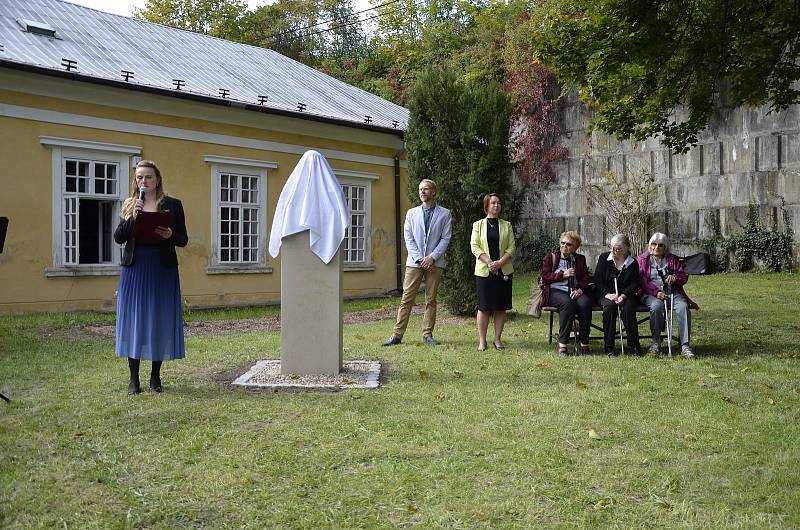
left=636, top=233, right=699, bottom=358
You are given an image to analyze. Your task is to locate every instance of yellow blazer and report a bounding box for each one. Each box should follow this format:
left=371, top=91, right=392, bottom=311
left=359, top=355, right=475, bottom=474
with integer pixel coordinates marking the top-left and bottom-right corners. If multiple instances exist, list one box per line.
left=471, top=218, right=515, bottom=277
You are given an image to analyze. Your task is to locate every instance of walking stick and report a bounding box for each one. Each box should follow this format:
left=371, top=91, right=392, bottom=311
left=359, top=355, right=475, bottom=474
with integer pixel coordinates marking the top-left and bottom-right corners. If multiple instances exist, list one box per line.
left=667, top=286, right=675, bottom=358
left=664, top=267, right=675, bottom=357
left=659, top=266, right=675, bottom=358
left=660, top=296, right=670, bottom=357
left=614, top=277, right=625, bottom=355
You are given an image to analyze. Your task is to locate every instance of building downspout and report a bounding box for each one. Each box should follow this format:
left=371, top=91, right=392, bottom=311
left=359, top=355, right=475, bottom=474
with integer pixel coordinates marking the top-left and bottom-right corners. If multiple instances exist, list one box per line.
left=393, top=146, right=405, bottom=294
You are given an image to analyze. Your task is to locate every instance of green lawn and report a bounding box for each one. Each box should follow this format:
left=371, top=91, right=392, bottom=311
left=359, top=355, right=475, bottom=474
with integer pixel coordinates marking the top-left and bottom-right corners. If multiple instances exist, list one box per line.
left=1, top=273, right=799, bottom=528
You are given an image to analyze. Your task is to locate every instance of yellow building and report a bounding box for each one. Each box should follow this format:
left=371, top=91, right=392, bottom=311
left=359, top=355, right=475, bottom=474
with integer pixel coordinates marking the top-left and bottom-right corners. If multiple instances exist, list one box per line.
left=0, top=0, right=409, bottom=314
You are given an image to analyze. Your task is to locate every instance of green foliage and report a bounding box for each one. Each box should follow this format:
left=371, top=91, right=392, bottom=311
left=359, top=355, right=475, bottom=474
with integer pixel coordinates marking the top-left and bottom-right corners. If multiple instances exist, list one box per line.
left=134, top=0, right=247, bottom=38
left=721, top=203, right=794, bottom=272
left=696, top=200, right=794, bottom=272
left=536, top=0, right=800, bottom=153
left=405, top=67, right=513, bottom=315
left=513, top=230, right=558, bottom=273
left=367, top=0, right=496, bottom=104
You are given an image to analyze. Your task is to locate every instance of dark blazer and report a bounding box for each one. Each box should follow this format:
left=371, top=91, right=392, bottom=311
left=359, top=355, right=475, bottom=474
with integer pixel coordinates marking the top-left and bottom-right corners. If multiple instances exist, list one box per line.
left=540, top=252, right=590, bottom=307
left=114, top=196, right=188, bottom=268
left=593, top=251, right=640, bottom=301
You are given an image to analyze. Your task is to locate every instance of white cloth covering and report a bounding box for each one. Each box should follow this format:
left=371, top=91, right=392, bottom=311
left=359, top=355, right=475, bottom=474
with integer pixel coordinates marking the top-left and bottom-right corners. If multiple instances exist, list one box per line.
left=269, top=150, right=350, bottom=264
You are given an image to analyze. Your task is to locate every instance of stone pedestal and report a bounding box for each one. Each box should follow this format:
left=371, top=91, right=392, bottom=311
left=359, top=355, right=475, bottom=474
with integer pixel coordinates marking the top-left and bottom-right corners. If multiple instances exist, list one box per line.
left=280, top=230, right=343, bottom=375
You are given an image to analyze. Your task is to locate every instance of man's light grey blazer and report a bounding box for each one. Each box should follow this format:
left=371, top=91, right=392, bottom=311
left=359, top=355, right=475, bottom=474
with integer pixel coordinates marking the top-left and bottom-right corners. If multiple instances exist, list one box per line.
left=403, top=204, right=452, bottom=269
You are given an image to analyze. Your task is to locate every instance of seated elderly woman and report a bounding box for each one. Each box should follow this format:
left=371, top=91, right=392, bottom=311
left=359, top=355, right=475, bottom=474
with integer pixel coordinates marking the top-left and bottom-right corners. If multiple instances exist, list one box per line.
left=540, top=230, right=592, bottom=355
left=594, top=234, right=643, bottom=356
left=636, top=232, right=699, bottom=358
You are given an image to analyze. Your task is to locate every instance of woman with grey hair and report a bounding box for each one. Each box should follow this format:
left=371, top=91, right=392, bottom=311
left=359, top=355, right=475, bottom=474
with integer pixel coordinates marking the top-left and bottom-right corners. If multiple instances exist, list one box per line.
left=594, top=234, right=644, bottom=356
left=636, top=232, right=699, bottom=358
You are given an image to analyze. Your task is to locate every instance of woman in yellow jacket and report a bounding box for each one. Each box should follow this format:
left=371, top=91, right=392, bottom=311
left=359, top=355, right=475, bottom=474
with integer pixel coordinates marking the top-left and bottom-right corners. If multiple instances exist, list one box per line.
left=470, top=193, right=516, bottom=351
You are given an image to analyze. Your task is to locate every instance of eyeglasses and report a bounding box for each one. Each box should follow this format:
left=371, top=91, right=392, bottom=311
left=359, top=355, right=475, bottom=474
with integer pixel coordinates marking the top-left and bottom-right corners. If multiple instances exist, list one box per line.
left=611, top=246, right=625, bottom=252
left=651, top=243, right=665, bottom=247
left=559, top=241, right=573, bottom=247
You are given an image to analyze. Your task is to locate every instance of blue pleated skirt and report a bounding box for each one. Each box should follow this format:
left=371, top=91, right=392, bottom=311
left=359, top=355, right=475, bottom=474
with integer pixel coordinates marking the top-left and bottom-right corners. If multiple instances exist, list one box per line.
left=115, top=244, right=185, bottom=361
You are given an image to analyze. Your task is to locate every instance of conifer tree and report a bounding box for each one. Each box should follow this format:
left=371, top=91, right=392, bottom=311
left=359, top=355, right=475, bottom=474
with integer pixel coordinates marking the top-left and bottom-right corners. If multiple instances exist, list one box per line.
left=405, top=68, right=513, bottom=315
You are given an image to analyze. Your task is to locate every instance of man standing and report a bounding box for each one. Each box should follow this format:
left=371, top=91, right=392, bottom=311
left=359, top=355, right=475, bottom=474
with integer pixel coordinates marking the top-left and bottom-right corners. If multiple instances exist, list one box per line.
left=383, top=179, right=452, bottom=346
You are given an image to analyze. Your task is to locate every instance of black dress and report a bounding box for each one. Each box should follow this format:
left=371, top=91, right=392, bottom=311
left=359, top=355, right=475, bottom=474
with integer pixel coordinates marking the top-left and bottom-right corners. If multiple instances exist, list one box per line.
left=475, top=220, right=513, bottom=311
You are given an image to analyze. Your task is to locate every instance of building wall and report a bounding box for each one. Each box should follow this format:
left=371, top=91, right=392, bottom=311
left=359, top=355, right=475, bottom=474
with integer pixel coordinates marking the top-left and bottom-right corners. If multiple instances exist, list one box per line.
left=524, top=91, right=800, bottom=268
left=0, top=70, right=409, bottom=314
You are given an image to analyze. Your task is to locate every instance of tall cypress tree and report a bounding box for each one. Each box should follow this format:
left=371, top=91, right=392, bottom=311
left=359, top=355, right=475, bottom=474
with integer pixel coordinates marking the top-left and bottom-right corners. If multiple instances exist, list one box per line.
left=405, top=67, right=513, bottom=315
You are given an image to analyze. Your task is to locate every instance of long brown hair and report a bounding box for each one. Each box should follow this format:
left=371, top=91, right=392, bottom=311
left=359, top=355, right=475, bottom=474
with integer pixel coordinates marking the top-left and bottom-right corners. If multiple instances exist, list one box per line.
left=120, top=160, right=166, bottom=219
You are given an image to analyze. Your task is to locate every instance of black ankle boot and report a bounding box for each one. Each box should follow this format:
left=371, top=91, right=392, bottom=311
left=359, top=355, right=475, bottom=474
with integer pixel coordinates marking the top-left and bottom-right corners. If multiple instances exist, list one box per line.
left=127, top=358, right=141, bottom=395
left=149, top=361, right=163, bottom=392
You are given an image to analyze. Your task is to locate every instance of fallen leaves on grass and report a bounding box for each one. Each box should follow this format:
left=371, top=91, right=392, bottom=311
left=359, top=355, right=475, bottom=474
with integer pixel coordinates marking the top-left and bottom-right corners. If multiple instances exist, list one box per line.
left=418, top=370, right=430, bottom=381
left=576, top=381, right=588, bottom=390
left=588, top=429, right=600, bottom=439
left=720, top=394, right=736, bottom=404
left=593, top=498, right=613, bottom=510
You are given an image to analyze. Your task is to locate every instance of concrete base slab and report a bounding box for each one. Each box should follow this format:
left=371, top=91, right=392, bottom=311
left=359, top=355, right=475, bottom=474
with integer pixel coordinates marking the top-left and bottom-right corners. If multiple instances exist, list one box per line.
left=232, top=360, right=381, bottom=391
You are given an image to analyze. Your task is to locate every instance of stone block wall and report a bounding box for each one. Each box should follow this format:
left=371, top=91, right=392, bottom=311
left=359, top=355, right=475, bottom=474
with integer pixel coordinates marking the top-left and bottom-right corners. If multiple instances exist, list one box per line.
left=522, top=91, right=800, bottom=270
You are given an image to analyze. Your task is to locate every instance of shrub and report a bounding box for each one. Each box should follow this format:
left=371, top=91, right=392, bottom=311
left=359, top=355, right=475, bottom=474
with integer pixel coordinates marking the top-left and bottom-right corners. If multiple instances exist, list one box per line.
left=405, top=67, right=514, bottom=315
left=513, top=230, right=558, bottom=273
left=722, top=202, right=793, bottom=272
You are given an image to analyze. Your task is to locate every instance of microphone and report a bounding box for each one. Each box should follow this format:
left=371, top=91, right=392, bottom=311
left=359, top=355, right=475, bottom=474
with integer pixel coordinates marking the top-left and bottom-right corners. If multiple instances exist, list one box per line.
left=139, top=186, right=146, bottom=201
left=568, top=256, right=576, bottom=292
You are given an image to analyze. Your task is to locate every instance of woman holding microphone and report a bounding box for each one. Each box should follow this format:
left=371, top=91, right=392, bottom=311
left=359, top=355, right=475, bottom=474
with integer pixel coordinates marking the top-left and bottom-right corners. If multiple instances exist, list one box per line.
left=540, top=231, right=592, bottom=355
left=114, top=160, right=188, bottom=395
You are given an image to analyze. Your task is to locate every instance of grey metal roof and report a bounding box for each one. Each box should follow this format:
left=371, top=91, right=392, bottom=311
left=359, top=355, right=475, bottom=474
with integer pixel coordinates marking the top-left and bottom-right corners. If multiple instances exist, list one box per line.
left=0, top=0, right=408, bottom=134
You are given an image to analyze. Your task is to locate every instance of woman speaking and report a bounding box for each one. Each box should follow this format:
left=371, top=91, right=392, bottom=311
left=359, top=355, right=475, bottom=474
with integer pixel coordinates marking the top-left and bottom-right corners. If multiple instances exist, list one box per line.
left=114, top=160, right=188, bottom=395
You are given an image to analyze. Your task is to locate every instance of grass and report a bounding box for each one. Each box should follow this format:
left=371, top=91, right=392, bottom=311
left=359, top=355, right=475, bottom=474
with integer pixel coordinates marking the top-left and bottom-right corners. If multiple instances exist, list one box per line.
left=1, top=273, right=799, bottom=528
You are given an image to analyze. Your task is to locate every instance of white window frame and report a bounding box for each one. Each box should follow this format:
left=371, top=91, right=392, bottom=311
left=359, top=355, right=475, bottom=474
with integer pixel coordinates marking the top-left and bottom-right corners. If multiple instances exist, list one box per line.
left=335, top=169, right=378, bottom=271
left=40, top=136, right=139, bottom=277
left=206, top=155, right=276, bottom=274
